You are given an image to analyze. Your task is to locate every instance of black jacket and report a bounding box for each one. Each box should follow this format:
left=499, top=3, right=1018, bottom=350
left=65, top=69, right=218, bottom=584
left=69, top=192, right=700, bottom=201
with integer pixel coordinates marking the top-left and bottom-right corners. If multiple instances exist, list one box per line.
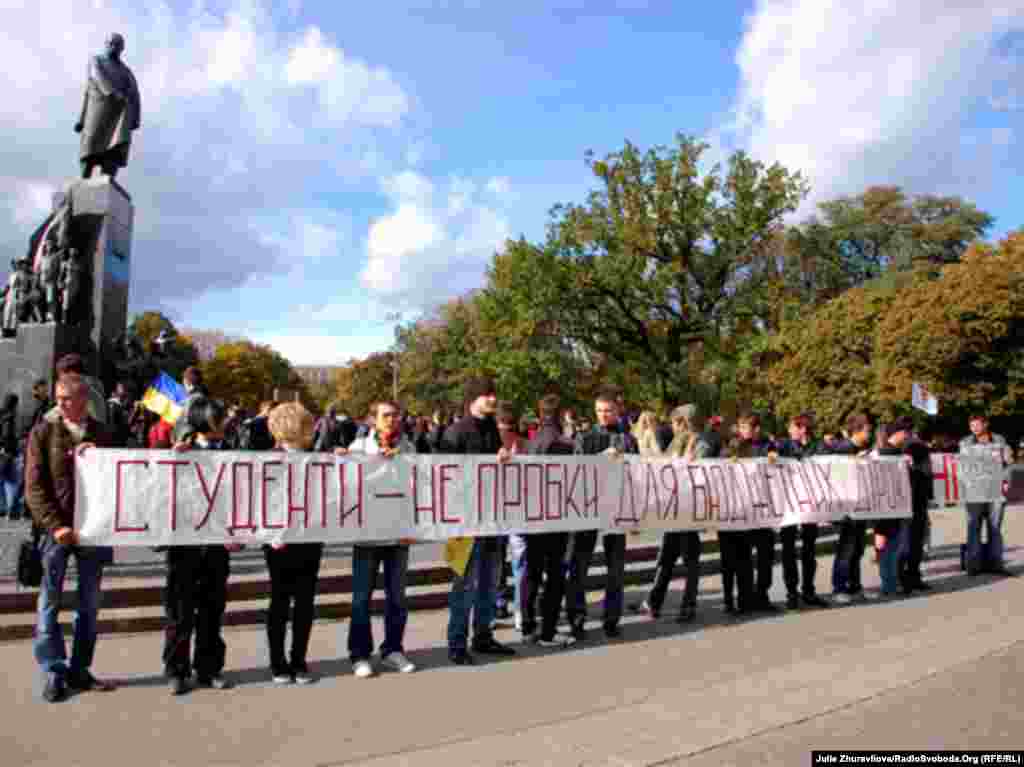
left=775, top=438, right=820, bottom=460
left=830, top=438, right=869, bottom=456
left=438, top=414, right=501, bottom=455
left=0, top=407, right=18, bottom=455
left=529, top=418, right=574, bottom=456
left=574, top=424, right=638, bottom=456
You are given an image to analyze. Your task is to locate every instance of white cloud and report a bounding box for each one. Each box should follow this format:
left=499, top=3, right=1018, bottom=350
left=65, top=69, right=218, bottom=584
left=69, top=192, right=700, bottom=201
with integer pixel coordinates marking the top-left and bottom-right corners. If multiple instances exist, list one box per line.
left=360, top=172, right=512, bottom=307
left=718, top=0, right=1024, bottom=214
left=0, top=0, right=410, bottom=309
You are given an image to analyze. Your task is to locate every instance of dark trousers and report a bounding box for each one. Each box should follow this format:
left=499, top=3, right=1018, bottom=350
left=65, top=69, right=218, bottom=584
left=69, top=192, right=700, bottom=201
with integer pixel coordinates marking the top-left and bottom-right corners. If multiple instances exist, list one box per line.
left=832, top=519, right=867, bottom=595
left=647, top=531, right=701, bottom=614
left=566, top=531, right=626, bottom=629
left=522, top=532, right=569, bottom=640
left=901, top=504, right=929, bottom=588
left=718, top=531, right=753, bottom=610
left=163, top=546, right=230, bottom=679
left=751, top=528, right=775, bottom=599
left=264, top=543, right=324, bottom=675
left=780, top=524, right=819, bottom=597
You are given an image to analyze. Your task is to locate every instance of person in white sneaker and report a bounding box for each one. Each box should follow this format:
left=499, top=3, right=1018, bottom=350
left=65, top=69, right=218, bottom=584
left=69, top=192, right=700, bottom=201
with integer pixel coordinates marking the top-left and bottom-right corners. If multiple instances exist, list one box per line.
left=337, top=401, right=417, bottom=678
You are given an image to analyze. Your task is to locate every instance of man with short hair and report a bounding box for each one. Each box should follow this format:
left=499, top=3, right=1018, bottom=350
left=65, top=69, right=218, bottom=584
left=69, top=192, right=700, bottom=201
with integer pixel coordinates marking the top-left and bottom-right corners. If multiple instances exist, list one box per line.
left=776, top=414, right=829, bottom=609
left=830, top=413, right=874, bottom=603
left=565, top=388, right=637, bottom=640
left=960, top=414, right=1014, bottom=577
left=26, top=374, right=119, bottom=702
left=172, top=366, right=209, bottom=443
left=106, top=381, right=133, bottom=446
left=523, top=393, right=576, bottom=647
left=733, top=413, right=777, bottom=611
left=439, top=378, right=516, bottom=664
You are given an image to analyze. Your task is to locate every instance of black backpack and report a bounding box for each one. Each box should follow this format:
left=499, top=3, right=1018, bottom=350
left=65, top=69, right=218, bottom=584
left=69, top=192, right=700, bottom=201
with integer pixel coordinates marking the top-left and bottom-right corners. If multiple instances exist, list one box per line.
left=236, top=416, right=275, bottom=451
left=17, top=527, right=42, bottom=588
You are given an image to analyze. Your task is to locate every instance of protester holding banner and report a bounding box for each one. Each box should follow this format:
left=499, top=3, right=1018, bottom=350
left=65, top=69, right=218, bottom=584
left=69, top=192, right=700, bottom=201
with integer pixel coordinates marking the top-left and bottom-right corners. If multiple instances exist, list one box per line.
left=261, top=403, right=325, bottom=685
left=171, top=367, right=208, bottom=444
left=26, top=373, right=119, bottom=703
left=901, top=422, right=934, bottom=593
left=519, top=393, right=577, bottom=646
left=960, top=415, right=1014, bottom=577
left=643, top=404, right=714, bottom=623
left=338, top=400, right=418, bottom=677
left=875, top=421, right=912, bottom=597
left=439, top=378, right=517, bottom=665
left=495, top=402, right=528, bottom=626
left=830, top=413, right=874, bottom=603
left=164, top=397, right=240, bottom=695
left=566, top=388, right=638, bottom=640
left=732, top=414, right=777, bottom=612
left=775, top=414, right=829, bottom=609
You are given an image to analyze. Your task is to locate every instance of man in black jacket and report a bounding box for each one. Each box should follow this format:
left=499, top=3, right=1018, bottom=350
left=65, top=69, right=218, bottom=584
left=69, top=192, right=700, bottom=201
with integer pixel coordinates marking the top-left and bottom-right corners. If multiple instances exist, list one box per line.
left=565, top=388, right=637, bottom=640
left=522, top=393, right=576, bottom=647
left=830, top=413, right=873, bottom=603
left=439, top=378, right=516, bottom=664
left=775, top=414, right=829, bottom=609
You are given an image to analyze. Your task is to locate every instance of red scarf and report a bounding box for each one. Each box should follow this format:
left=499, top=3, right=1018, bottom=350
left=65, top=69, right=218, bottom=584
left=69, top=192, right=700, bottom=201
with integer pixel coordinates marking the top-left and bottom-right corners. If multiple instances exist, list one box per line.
left=375, top=428, right=401, bottom=451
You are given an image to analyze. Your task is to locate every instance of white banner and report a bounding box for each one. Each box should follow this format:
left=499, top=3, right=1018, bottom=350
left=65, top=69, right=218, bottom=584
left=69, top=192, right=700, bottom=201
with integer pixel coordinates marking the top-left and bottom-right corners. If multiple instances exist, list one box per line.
left=67, top=450, right=969, bottom=546
left=930, top=450, right=1006, bottom=506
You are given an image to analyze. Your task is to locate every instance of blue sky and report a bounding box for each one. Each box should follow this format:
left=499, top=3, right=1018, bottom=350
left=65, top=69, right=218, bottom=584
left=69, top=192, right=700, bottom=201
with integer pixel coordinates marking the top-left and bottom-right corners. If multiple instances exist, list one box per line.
left=1, top=1, right=1022, bottom=365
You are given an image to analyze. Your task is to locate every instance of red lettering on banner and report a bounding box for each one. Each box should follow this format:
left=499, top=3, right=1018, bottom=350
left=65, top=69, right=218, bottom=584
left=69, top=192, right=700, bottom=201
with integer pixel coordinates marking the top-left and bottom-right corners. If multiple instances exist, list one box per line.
left=853, top=462, right=873, bottom=515
left=707, top=465, right=730, bottom=522
left=339, top=462, right=364, bottom=527
left=309, top=462, right=331, bottom=528
left=439, top=464, right=461, bottom=523
left=642, top=462, right=662, bottom=520
left=522, top=463, right=545, bottom=523
left=412, top=465, right=436, bottom=524
left=288, top=463, right=310, bottom=528
left=192, top=462, right=226, bottom=531
left=114, top=460, right=150, bottom=532
left=544, top=463, right=563, bottom=521
left=260, top=461, right=285, bottom=530
left=934, top=454, right=959, bottom=504
left=687, top=464, right=711, bottom=522
left=157, top=460, right=190, bottom=531
left=777, top=462, right=813, bottom=519
left=615, top=461, right=640, bottom=526
left=229, top=462, right=257, bottom=534
left=502, top=463, right=523, bottom=522
left=726, top=464, right=749, bottom=523
left=478, top=463, right=499, bottom=523
left=806, top=462, right=838, bottom=518
left=659, top=464, right=680, bottom=521
left=583, top=466, right=600, bottom=519
left=755, top=463, right=783, bottom=520
left=563, top=463, right=584, bottom=518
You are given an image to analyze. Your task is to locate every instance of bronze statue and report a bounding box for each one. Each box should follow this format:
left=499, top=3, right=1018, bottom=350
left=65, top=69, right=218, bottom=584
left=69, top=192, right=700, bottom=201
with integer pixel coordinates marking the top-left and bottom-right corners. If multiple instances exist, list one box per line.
left=37, top=242, right=61, bottom=322
left=2, top=259, right=34, bottom=335
left=60, top=248, right=86, bottom=324
left=74, top=34, right=141, bottom=179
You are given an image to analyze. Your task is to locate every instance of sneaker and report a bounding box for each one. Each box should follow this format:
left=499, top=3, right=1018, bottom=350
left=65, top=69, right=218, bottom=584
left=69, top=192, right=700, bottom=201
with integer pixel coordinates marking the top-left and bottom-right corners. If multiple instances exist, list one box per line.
left=570, top=622, right=586, bottom=641
left=42, top=673, right=67, bottom=703
left=272, top=672, right=294, bottom=685
left=196, top=674, right=233, bottom=690
left=494, top=604, right=512, bottom=620
left=67, top=670, right=115, bottom=692
left=448, top=649, right=475, bottom=666
left=537, top=634, right=576, bottom=648
left=169, top=676, right=190, bottom=696
left=293, top=668, right=316, bottom=685
left=353, top=660, right=375, bottom=679
left=381, top=652, right=416, bottom=674
left=802, top=593, right=829, bottom=608
left=603, top=622, right=621, bottom=639
left=514, top=610, right=523, bottom=632
left=471, top=636, right=516, bottom=656
left=676, top=606, right=697, bottom=623
left=786, top=593, right=800, bottom=610
left=832, top=593, right=853, bottom=605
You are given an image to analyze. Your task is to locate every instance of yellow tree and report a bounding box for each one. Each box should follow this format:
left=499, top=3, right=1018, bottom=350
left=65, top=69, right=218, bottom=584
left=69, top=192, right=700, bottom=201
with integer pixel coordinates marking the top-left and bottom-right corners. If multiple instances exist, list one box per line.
left=201, top=340, right=310, bottom=411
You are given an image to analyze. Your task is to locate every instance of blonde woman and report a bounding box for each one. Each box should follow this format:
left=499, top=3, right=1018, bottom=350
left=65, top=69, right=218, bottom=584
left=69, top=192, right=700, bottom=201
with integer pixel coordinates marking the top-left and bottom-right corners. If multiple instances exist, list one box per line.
left=264, top=403, right=324, bottom=685
left=631, top=410, right=663, bottom=457
left=642, top=404, right=716, bottom=622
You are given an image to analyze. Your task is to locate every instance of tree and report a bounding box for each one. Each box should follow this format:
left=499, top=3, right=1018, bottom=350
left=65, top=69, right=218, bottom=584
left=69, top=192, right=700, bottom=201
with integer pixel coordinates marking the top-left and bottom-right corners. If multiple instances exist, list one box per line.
left=332, top=352, right=397, bottom=420
left=200, top=340, right=309, bottom=411
left=875, top=231, right=1024, bottom=419
left=503, top=135, right=808, bottom=405
left=126, top=311, right=199, bottom=384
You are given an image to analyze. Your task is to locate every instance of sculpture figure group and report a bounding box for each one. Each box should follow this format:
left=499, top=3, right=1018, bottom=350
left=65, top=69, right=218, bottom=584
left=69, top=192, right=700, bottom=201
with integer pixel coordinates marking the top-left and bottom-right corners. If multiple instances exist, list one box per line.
left=1, top=247, right=86, bottom=337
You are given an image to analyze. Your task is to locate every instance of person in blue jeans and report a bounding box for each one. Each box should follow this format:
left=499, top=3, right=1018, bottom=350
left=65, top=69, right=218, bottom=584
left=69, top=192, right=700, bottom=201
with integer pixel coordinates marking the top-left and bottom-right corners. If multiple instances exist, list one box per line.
left=0, top=393, right=24, bottom=519
left=960, top=415, right=1014, bottom=577
left=338, top=400, right=418, bottom=677
left=24, top=374, right=118, bottom=702
left=875, top=420, right=912, bottom=597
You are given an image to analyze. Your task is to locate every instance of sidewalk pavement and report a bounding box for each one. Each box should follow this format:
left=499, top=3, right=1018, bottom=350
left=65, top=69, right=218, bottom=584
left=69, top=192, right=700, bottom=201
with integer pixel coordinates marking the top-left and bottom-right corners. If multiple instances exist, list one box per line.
left=1, top=509, right=1021, bottom=767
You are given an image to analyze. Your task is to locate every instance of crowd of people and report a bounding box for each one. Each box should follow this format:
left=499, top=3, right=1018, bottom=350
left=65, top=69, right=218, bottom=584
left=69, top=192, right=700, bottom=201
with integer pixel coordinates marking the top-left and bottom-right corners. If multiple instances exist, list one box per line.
left=9, top=356, right=1016, bottom=704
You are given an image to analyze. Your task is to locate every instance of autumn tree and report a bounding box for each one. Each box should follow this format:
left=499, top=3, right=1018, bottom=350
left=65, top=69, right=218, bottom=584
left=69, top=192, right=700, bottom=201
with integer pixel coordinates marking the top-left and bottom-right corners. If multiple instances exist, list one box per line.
left=332, top=352, right=397, bottom=420
left=126, top=311, right=200, bottom=383
left=200, top=340, right=310, bottom=411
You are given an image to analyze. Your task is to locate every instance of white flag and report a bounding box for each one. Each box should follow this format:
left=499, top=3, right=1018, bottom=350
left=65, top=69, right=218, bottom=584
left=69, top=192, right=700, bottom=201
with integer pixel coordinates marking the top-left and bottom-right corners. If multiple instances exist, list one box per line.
left=912, top=382, right=938, bottom=415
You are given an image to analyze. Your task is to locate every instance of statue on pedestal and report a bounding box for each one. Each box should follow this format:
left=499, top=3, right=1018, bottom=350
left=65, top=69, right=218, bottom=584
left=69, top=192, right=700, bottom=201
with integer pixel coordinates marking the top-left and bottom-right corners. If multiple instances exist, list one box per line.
left=2, top=259, right=34, bottom=336
left=74, top=33, right=141, bottom=180
left=60, top=248, right=86, bottom=325
left=38, top=242, right=61, bottom=322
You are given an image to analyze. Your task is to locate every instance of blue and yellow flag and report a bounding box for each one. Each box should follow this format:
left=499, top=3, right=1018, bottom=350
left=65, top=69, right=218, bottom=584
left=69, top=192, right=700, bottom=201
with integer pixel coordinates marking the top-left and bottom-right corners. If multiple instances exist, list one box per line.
left=141, top=372, right=188, bottom=425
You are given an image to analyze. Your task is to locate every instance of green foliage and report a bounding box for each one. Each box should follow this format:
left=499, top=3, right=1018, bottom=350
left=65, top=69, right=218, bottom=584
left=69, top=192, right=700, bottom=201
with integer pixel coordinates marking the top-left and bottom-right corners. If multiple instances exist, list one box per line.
left=127, top=311, right=199, bottom=381
left=200, top=340, right=310, bottom=411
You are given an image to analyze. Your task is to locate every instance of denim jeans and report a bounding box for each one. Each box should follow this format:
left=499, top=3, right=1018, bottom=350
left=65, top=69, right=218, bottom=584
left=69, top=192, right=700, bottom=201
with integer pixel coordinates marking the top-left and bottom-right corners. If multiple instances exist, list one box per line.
left=349, top=544, right=409, bottom=661
left=508, top=534, right=527, bottom=615
left=447, top=538, right=497, bottom=651
left=878, top=525, right=907, bottom=594
left=0, top=452, right=24, bottom=518
left=966, top=502, right=1005, bottom=571
left=34, top=533, right=112, bottom=676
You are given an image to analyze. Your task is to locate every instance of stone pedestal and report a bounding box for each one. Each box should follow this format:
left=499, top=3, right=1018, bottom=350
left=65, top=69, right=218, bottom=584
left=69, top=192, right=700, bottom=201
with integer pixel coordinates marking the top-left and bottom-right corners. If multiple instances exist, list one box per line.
left=0, top=176, right=133, bottom=428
